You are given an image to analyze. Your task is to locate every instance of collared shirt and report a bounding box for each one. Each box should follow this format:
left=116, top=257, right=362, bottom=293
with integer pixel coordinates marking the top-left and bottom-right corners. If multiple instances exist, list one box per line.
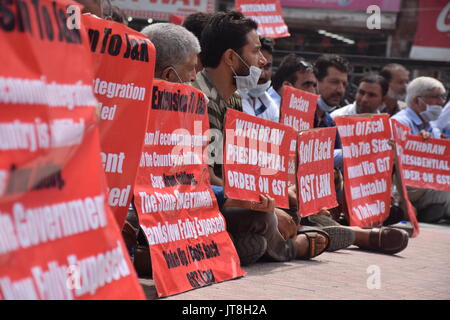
left=192, top=70, right=242, bottom=178
left=391, top=106, right=441, bottom=138
left=432, top=100, right=450, bottom=138
left=330, top=103, right=357, bottom=119
left=241, top=91, right=280, bottom=123
left=268, top=87, right=281, bottom=109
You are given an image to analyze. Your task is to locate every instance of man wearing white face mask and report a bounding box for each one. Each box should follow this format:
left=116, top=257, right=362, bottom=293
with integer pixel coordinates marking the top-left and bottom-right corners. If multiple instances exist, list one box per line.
left=392, top=77, right=450, bottom=223
left=239, top=37, right=280, bottom=123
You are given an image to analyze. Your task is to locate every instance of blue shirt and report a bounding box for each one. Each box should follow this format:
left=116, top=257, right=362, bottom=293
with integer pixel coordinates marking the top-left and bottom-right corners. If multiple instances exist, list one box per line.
left=391, top=107, right=441, bottom=138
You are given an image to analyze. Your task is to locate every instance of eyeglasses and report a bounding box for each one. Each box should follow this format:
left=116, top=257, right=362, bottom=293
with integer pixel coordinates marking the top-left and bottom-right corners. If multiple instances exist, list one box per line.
left=298, top=60, right=313, bottom=72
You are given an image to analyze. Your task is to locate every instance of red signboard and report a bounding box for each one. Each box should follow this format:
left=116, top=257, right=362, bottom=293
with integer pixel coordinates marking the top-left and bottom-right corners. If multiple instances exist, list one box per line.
left=83, top=15, right=156, bottom=228
left=297, top=128, right=338, bottom=217
left=391, top=120, right=450, bottom=192
left=224, top=109, right=296, bottom=208
left=133, top=80, right=244, bottom=298
left=335, top=115, right=394, bottom=227
left=236, top=0, right=290, bottom=38
left=410, top=0, right=450, bottom=61
left=280, top=0, right=401, bottom=12
left=280, top=86, right=318, bottom=132
left=0, top=0, right=145, bottom=299
left=390, top=120, right=421, bottom=237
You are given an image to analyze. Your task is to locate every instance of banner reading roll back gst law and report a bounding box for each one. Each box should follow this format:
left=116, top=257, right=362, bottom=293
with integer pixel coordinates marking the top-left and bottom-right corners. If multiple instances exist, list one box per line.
left=335, top=115, right=394, bottom=227
left=391, top=120, right=450, bottom=192
left=83, top=15, right=156, bottom=227
left=0, top=0, right=144, bottom=299
left=297, top=127, right=338, bottom=217
left=134, top=80, right=244, bottom=298
left=224, top=109, right=296, bottom=208
left=280, top=86, right=318, bottom=132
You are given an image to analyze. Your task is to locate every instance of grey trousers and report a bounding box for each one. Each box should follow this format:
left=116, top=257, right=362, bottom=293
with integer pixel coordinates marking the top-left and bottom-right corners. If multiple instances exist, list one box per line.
left=408, top=187, right=450, bottom=221
left=221, top=207, right=297, bottom=262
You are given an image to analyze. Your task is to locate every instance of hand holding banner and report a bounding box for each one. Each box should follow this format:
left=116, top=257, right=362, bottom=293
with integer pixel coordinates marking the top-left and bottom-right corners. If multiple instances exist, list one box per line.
left=224, top=109, right=296, bottom=208
left=335, top=114, right=394, bottom=227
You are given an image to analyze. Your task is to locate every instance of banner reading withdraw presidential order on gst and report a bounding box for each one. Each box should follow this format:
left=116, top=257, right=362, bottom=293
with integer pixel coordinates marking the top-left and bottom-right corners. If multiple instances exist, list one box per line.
left=0, top=0, right=145, bottom=299
left=297, top=127, right=338, bottom=217
left=280, top=86, right=318, bottom=132
left=224, top=109, right=296, bottom=209
left=83, top=15, right=156, bottom=228
left=335, top=114, right=394, bottom=228
left=133, top=80, right=244, bottom=298
left=391, top=119, right=450, bottom=192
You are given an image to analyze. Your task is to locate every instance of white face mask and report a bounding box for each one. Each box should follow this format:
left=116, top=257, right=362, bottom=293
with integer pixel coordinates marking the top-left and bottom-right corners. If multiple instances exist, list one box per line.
left=420, top=105, right=442, bottom=122
left=317, top=96, right=337, bottom=113
left=230, top=51, right=262, bottom=91
left=247, top=80, right=271, bottom=98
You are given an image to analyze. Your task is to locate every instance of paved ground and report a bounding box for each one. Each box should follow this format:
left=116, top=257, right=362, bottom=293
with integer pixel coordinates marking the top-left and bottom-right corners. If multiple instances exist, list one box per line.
left=139, top=222, right=450, bottom=300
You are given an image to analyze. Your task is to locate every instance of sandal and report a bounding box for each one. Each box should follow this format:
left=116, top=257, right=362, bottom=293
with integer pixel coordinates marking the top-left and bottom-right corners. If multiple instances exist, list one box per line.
left=297, top=226, right=330, bottom=259
left=358, top=227, right=409, bottom=255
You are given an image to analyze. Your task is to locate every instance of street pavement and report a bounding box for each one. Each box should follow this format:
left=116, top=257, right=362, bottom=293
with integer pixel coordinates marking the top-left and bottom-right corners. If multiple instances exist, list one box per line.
left=139, top=222, right=450, bottom=300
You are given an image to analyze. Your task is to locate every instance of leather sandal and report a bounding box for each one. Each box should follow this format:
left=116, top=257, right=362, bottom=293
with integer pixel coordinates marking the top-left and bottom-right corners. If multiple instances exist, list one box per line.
left=358, top=227, right=409, bottom=255
left=297, top=227, right=330, bottom=259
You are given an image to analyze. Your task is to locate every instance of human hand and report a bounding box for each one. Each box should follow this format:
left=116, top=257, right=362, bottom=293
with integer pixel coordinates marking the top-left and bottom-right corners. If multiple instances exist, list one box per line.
left=249, top=194, right=275, bottom=214
left=419, top=130, right=431, bottom=140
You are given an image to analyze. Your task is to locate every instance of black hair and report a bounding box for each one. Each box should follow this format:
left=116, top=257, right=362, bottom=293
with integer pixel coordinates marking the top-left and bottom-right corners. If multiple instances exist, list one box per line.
left=360, top=74, right=389, bottom=97
left=182, top=12, right=212, bottom=41
left=199, top=11, right=258, bottom=68
left=272, top=54, right=313, bottom=91
left=379, top=63, right=408, bottom=83
left=259, top=36, right=273, bottom=55
left=314, top=54, right=350, bottom=81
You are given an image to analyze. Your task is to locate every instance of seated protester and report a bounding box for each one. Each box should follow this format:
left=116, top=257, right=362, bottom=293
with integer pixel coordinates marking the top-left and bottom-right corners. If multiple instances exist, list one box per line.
left=392, top=77, right=450, bottom=223
left=123, top=23, right=201, bottom=276
left=193, top=11, right=330, bottom=264
left=431, top=99, right=450, bottom=138
left=379, top=63, right=410, bottom=116
left=239, top=36, right=279, bottom=123
left=270, top=54, right=318, bottom=108
left=330, top=74, right=388, bottom=118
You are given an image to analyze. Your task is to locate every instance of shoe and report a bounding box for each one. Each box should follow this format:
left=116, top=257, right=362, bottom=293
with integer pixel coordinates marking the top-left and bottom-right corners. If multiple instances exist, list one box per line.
left=358, top=227, right=409, bottom=255
left=231, top=233, right=267, bottom=266
left=322, top=226, right=355, bottom=252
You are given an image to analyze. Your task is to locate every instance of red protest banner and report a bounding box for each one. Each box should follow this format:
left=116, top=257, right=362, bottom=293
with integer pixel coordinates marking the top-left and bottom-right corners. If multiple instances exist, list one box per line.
left=236, top=0, right=290, bottom=38
left=391, top=120, right=450, bottom=192
left=391, top=120, right=420, bottom=237
left=82, top=15, right=156, bottom=228
left=133, top=80, right=244, bottom=298
left=0, top=0, right=144, bottom=299
left=224, top=109, right=296, bottom=208
left=280, top=86, right=318, bottom=131
left=297, top=128, right=338, bottom=217
left=335, top=115, right=394, bottom=227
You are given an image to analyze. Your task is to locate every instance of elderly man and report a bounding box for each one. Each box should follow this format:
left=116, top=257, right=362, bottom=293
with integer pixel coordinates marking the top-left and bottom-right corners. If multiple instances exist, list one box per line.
left=141, top=23, right=199, bottom=84
left=392, top=77, right=450, bottom=222
left=380, top=64, right=410, bottom=116
left=193, top=11, right=330, bottom=264
left=331, top=74, right=388, bottom=118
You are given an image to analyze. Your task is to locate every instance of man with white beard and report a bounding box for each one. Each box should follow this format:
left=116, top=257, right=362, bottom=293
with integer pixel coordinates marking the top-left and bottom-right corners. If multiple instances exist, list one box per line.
left=379, top=64, right=410, bottom=116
